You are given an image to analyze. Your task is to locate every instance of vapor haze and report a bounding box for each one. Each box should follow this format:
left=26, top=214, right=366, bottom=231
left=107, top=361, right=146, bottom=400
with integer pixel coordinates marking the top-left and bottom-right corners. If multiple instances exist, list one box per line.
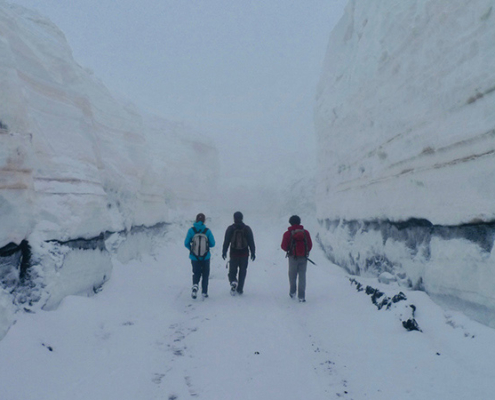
left=10, top=0, right=347, bottom=188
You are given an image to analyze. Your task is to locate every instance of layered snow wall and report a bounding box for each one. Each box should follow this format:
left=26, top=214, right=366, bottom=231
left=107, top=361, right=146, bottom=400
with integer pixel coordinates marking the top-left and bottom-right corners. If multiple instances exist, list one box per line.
left=0, top=2, right=218, bottom=338
left=315, top=0, right=495, bottom=326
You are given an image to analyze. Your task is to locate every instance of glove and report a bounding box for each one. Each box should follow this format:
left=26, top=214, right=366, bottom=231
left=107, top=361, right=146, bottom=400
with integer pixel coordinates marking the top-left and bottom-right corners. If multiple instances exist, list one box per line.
left=251, top=254, right=256, bottom=261
left=222, top=253, right=226, bottom=260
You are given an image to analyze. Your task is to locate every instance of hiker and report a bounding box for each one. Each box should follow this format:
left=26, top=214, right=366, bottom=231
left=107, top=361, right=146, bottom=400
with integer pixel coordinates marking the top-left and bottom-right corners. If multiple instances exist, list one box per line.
left=281, top=215, right=313, bottom=302
left=222, top=211, right=256, bottom=295
left=184, top=213, right=216, bottom=299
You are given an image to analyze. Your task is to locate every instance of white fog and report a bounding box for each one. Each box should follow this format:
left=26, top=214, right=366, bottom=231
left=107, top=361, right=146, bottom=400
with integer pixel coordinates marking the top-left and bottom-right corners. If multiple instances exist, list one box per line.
left=1, top=1, right=494, bottom=399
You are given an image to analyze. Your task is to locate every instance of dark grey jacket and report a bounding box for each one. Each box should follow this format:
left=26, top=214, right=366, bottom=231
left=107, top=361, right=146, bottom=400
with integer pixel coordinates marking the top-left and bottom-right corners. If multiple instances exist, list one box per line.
left=222, top=222, right=255, bottom=258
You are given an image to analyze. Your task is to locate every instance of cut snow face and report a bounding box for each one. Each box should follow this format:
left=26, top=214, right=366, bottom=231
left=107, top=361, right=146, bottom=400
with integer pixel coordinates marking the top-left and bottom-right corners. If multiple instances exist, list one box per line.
left=0, top=2, right=219, bottom=325
left=0, top=2, right=219, bottom=246
left=315, top=0, right=495, bottom=327
left=1, top=220, right=494, bottom=400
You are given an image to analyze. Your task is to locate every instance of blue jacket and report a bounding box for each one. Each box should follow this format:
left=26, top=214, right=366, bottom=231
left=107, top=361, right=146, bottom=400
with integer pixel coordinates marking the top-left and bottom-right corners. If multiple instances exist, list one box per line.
left=184, top=221, right=216, bottom=261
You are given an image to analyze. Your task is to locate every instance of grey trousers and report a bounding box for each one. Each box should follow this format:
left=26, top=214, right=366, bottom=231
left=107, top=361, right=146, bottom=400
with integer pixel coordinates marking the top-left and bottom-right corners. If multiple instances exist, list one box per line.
left=288, top=256, right=307, bottom=300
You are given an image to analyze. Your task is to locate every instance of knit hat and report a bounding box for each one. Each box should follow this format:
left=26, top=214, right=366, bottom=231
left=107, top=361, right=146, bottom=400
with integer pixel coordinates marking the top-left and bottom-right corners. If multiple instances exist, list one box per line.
left=233, top=211, right=243, bottom=223
left=289, top=215, right=301, bottom=225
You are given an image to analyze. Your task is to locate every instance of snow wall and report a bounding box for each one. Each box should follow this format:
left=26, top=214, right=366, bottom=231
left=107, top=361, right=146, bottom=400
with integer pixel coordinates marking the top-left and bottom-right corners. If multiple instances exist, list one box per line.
left=0, top=2, right=218, bottom=339
left=315, top=0, right=495, bottom=327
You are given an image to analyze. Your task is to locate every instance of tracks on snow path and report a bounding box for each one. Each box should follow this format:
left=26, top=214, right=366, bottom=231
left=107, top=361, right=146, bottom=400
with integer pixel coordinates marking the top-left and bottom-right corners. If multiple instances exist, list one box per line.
left=3, top=221, right=493, bottom=399
left=148, top=243, right=354, bottom=400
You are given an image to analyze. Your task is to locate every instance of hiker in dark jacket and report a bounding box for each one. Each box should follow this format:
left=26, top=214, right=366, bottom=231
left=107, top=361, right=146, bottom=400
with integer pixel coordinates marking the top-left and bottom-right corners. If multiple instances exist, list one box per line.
left=184, top=213, right=215, bottom=299
left=222, top=211, right=255, bottom=295
left=281, top=215, right=313, bottom=302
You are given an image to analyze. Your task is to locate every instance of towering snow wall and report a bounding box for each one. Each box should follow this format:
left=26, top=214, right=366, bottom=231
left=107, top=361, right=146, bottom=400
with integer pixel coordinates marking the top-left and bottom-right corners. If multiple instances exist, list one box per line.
left=315, top=0, right=495, bottom=326
left=0, top=1, right=218, bottom=336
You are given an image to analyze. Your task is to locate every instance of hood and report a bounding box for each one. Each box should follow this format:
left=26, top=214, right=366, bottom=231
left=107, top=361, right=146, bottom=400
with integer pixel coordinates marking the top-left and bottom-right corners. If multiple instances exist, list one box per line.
left=193, top=221, right=206, bottom=230
left=288, top=224, right=304, bottom=231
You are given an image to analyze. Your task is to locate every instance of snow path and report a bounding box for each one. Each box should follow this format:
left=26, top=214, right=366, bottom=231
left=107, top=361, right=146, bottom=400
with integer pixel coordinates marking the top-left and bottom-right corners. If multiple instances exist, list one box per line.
left=1, top=218, right=495, bottom=399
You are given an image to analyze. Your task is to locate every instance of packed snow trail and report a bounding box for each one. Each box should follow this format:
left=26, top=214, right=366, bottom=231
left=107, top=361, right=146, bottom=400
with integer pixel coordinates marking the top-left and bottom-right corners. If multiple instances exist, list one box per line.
left=1, top=217, right=495, bottom=399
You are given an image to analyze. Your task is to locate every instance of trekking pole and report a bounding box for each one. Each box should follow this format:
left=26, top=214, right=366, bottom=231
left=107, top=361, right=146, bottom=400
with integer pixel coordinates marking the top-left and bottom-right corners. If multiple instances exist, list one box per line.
left=307, top=257, right=316, bottom=265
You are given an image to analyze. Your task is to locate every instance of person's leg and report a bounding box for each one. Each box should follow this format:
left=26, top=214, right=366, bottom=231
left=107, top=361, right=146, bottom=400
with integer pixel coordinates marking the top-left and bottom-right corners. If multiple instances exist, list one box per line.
left=237, top=257, right=249, bottom=293
left=228, top=257, right=240, bottom=284
left=191, top=260, right=201, bottom=286
left=297, top=259, right=308, bottom=300
left=288, top=257, right=298, bottom=297
left=191, top=260, right=201, bottom=298
left=201, top=259, right=210, bottom=295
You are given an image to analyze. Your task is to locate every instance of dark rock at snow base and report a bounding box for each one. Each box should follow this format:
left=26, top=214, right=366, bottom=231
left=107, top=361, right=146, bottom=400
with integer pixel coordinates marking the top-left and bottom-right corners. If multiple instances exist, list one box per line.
left=0, top=240, right=31, bottom=288
left=350, top=278, right=408, bottom=311
left=403, top=318, right=421, bottom=332
left=392, top=292, right=407, bottom=304
left=349, top=278, right=421, bottom=332
left=402, top=305, right=421, bottom=332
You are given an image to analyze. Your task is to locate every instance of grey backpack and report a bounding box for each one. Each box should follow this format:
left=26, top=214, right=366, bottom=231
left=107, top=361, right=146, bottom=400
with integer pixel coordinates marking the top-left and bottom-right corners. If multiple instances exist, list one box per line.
left=190, top=227, right=209, bottom=259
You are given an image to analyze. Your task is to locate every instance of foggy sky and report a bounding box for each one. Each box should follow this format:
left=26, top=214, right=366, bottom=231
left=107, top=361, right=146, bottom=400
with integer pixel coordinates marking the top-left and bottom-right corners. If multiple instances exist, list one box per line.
left=10, top=0, right=347, bottom=184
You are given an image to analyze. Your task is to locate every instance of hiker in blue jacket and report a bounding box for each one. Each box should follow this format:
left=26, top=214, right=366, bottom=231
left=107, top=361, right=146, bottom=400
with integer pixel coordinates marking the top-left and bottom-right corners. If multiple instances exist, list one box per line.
left=184, top=213, right=215, bottom=299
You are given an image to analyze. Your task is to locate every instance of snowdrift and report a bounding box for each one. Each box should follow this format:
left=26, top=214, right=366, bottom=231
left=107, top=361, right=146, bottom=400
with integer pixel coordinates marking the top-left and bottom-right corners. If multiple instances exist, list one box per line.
left=315, top=0, right=495, bottom=326
left=0, top=2, right=218, bottom=338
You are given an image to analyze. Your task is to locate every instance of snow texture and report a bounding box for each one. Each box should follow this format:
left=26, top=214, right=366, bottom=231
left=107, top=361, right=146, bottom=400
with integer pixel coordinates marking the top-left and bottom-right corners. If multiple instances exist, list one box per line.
left=1, top=217, right=495, bottom=400
left=0, top=1, right=218, bottom=337
left=315, top=0, right=495, bottom=326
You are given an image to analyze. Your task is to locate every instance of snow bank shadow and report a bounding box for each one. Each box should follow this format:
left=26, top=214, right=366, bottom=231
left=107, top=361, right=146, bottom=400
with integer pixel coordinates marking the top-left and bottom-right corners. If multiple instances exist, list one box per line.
left=0, top=223, right=170, bottom=339
left=318, top=218, right=495, bottom=328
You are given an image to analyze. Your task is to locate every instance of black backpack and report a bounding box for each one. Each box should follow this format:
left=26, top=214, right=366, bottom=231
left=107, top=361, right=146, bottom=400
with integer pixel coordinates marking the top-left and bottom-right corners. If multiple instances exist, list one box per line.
left=230, top=227, right=248, bottom=250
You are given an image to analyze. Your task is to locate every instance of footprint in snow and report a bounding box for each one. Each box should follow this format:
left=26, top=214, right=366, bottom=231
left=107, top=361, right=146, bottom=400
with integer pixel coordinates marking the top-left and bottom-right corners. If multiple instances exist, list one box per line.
left=152, top=373, right=165, bottom=384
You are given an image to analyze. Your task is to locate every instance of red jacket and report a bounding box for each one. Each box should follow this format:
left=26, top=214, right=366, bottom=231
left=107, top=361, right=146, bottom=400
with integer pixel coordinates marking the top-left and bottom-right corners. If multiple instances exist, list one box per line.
left=281, top=225, right=313, bottom=257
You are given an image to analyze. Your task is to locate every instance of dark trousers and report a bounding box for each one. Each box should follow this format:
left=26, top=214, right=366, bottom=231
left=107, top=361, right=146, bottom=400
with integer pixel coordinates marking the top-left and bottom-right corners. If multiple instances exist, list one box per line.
left=191, top=259, right=210, bottom=294
left=228, top=256, right=249, bottom=292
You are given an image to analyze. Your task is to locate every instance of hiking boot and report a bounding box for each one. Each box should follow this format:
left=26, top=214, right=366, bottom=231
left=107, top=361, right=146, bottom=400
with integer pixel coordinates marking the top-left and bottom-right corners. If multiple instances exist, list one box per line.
left=236, top=289, right=243, bottom=295
left=290, top=292, right=296, bottom=299
left=191, top=285, right=198, bottom=299
left=230, top=281, right=237, bottom=296
left=299, top=298, right=306, bottom=303
left=202, top=293, right=209, bottom=298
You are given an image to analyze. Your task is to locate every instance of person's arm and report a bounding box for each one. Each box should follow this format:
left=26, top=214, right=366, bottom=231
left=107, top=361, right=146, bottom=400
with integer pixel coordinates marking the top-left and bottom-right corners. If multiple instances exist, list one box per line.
left=247, top=226, right=256, bottom=259
left=281, top=231, right=290, bottom=252
left=222, top=226, right=232, bottom=257
left=207, top=229, right=215, bottom=248
left=184, top=228, right=193, bottom=250
left=306, top=230, right=313, bottom=253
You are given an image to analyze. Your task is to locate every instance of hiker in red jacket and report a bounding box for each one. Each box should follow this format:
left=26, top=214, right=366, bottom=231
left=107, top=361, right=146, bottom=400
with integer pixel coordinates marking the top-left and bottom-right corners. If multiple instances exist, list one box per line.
left=281, top=215, right=313, bottom=302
